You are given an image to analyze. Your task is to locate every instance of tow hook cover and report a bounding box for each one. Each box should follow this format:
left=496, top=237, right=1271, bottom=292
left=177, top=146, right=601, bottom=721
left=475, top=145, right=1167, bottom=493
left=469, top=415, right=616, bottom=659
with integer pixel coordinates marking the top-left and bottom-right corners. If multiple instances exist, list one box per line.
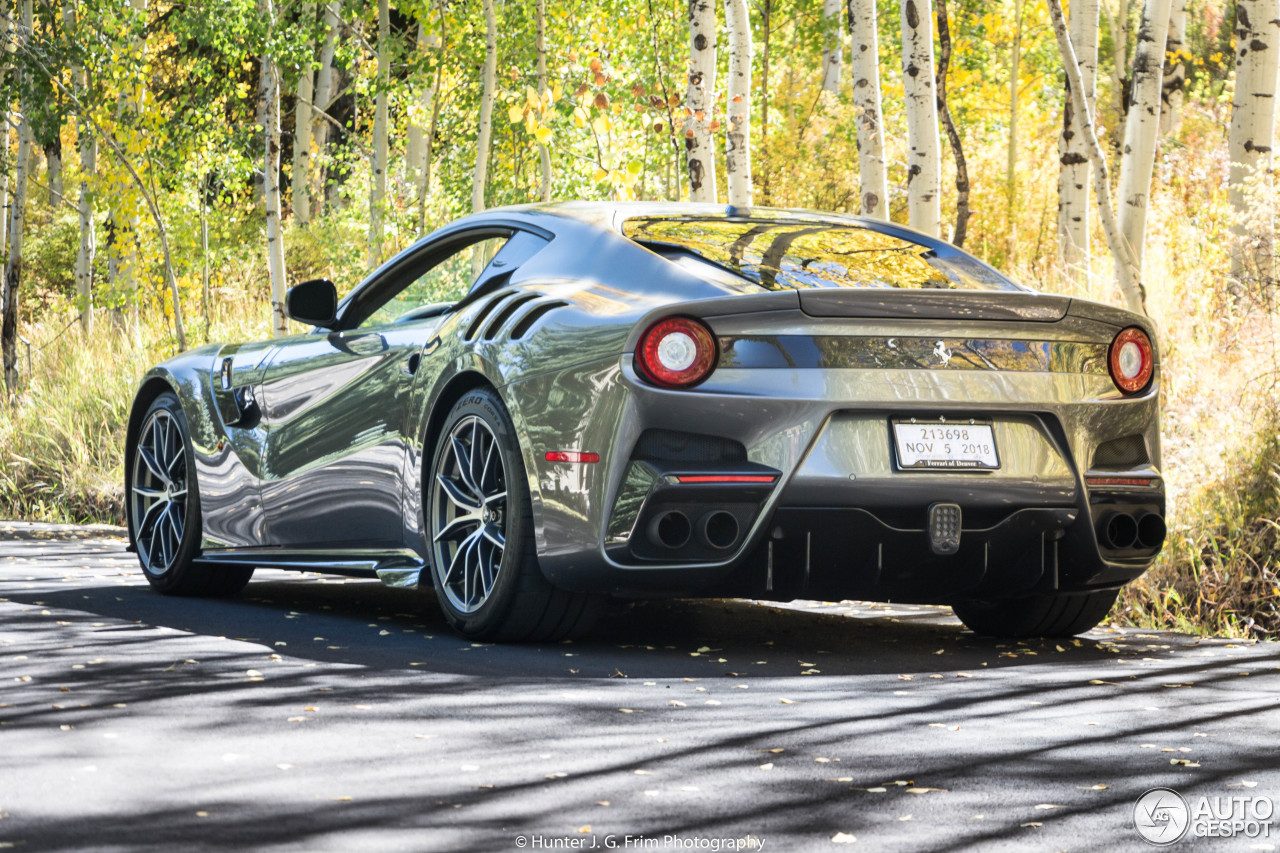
left=928, top=503, right=962, bottom=556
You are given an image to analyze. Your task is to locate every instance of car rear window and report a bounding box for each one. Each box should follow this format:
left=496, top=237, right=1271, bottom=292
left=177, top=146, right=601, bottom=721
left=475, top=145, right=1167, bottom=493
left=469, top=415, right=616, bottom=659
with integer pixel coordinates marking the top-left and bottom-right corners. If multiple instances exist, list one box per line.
left=622, top=217, right=1022, bottom=292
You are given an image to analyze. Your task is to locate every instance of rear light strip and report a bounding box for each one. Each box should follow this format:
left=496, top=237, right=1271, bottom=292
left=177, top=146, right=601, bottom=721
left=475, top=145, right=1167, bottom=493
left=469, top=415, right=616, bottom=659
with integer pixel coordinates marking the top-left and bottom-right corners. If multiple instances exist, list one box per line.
left=673, top=475, right=778, bottom=484
left=1086, top=476, right=1157, bottom=488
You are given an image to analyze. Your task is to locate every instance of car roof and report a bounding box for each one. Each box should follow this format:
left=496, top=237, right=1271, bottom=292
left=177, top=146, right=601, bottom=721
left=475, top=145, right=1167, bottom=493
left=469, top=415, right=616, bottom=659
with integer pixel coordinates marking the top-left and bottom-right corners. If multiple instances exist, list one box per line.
left=485, top=200, right=894, bottom=232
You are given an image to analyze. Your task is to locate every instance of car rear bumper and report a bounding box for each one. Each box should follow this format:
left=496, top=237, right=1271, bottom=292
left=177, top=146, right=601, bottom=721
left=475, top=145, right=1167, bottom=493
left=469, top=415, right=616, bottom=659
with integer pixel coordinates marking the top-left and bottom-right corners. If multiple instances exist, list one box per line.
left=511, top=352, right=1163, bottom=603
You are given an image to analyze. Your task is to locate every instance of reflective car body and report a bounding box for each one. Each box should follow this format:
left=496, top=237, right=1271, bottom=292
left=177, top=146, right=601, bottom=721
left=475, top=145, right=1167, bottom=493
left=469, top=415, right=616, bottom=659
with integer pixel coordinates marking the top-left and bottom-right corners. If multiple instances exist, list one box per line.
left=127, top=202, right=1164, bottom=632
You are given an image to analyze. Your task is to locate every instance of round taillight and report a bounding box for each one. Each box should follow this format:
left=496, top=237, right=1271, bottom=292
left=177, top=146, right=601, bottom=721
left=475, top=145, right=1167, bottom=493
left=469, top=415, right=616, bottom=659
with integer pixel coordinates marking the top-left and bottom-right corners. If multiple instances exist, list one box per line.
left=635, top=316, right=717, bottom=388
left=1108, top=326, right=1154, bottom=394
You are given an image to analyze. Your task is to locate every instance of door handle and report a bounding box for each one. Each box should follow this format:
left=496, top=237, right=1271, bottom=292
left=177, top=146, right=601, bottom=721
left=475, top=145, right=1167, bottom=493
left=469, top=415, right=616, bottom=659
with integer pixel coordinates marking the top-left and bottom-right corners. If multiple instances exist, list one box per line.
left=402, top=352, right=420, bottom=376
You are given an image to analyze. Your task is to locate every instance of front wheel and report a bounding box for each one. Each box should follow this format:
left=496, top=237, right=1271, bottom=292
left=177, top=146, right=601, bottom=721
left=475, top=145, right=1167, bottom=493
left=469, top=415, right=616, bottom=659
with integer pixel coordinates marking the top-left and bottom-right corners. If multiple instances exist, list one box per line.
left=951, top=588, right=1119, bottom=638
left=426, top=388, right=599, bottom=642
left=128, top=392, right=253, bottom=597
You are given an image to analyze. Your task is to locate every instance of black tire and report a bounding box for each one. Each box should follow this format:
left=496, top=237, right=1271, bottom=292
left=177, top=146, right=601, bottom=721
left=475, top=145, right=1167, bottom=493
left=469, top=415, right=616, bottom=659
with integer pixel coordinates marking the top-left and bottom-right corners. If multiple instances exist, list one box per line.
left=951, top=588, right=1119, bottom=638
left=128, top=392, right=254, bottom=597
left=425, top=388, right=600, bottom=642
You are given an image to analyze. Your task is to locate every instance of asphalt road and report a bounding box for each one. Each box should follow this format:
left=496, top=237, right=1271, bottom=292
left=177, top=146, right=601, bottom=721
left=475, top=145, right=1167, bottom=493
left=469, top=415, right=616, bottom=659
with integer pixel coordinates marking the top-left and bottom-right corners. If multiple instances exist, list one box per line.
left=1, top=521, right=1278, bottom=852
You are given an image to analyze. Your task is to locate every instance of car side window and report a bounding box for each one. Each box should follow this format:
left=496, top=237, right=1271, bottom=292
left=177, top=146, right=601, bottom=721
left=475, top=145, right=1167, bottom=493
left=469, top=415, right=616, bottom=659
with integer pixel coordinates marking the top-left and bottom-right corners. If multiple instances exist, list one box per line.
left=358, top=235, right=510, bottom=329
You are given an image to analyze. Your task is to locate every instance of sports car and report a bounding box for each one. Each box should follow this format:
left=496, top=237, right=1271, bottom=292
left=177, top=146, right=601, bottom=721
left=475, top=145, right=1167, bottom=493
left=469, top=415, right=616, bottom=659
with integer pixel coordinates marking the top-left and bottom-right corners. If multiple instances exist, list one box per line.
left=125, top=201, right=1164, bottom=641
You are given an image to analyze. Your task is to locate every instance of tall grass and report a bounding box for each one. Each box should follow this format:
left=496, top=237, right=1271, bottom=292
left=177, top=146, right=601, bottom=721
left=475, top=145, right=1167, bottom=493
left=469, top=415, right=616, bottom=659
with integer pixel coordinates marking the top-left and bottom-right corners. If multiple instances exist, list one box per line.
left=0, top=313, right=155, bottom=523
left=0, top=290, right=275, bottom=525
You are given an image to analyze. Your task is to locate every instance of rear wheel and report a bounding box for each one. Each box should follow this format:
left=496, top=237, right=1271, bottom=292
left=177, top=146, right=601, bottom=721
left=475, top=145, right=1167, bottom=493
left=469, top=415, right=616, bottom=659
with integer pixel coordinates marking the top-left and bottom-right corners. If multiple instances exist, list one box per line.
left=129, top=392, right=253, bottom=597
left=951, top=588, right=1119, bottom=638
left=426, top=388, right=599, bottom=642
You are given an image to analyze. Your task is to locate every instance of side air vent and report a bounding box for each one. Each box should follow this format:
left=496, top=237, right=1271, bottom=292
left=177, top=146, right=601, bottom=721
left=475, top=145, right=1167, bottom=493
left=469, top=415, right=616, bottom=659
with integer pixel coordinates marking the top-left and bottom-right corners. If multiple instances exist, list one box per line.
left=464, top=290, right=516, bottom=341
left=509, top=300, right=568, bottom=340
left=1091, top=435, right=1150, bottom=469
left=482, top=293, right=541, bottom=340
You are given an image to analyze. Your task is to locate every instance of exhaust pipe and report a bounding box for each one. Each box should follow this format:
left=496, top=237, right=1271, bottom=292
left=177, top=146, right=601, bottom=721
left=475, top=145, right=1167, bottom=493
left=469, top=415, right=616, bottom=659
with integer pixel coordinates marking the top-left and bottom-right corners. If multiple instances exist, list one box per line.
left=1137, top=513, right=1167, bottom=550
left=698, top=511, right=740, bottom=550
left=648, top=511, right=691, bottom=549
left=1099, top=512, right=1138, bottom=550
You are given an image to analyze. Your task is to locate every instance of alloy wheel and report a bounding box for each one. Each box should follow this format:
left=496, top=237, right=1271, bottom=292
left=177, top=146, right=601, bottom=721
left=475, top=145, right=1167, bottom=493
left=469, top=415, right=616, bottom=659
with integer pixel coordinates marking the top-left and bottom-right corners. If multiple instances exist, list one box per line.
left=430, top=415, right=508, bottom=613
left=131, top=409, right=188, bottom=576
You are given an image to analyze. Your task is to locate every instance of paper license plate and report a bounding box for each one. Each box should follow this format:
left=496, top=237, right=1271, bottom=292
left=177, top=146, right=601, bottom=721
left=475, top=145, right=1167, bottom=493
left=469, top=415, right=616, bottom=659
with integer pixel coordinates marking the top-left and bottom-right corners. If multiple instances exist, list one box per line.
left=892, top=421, right=999, bottom=470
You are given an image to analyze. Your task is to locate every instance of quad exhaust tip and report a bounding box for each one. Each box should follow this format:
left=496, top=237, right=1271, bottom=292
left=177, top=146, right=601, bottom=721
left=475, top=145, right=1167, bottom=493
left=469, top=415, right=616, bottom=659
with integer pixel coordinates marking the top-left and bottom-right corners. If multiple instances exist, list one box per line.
left=1098, top=511, right=1166, bottom=551
left=699, top=511, right=740, bottom=550
left=649, top=511, right=691, bottom=549
left=648, top=509, right=741, bottom=551
left=1099, top=512, right=1138, bottom=550
left=1137, top=513, right=1166, bottom=550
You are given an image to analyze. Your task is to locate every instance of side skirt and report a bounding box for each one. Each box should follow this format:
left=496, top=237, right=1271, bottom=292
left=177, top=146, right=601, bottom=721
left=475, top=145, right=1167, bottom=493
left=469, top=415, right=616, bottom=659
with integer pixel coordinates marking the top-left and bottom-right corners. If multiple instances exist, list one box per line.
left=193, top=549, right=427, bottom=590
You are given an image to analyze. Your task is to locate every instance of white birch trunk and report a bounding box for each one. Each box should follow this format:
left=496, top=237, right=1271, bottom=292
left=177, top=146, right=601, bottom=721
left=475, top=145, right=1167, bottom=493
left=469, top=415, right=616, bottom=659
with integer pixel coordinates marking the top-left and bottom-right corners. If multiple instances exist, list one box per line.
left=293, top=1, right=315, bottom=227
left=1228, top=0, right=1280, bottom=277
left=0, top=4, right=10, bottom=280
left=848, top=0, right=888, bottom=220
left=536, top=0, right=551, bottom=201
left=406, top=18, right=435, bottom=201
left=1160, top=0, right=1187, bottom=135
left=46, top=141, right=62, bottom=206
left=684, top=0, right=718, bottom=203
left=821, top=0, right=842, bottom=93
left=899, top=0, right=942, bottom=236
left=65, top=0, right=96, bottom=333
left=1106, top=0, right=1130, bottom=134
left=1117, top=0, right=1171, bottom=272
left=123, top=0, right=146, bottom=337
left=369, top=0, right=389, bottom=269
left=261, top=0, right=287, bottom=337
left=310, top=0, right=339, bottom=217
left=200, top=174, right=210, bottom=334
left=1006, top=0, right=1023, bottom=260
left=472, top=0, right=497, bottom=213
left=1, top=0, right=31, bottom=397
left=1057, top=0, right=1099, bottom=285
left=724, top=0, right=752, bottom=207
left=1048, top=0, right=1146, bottom=314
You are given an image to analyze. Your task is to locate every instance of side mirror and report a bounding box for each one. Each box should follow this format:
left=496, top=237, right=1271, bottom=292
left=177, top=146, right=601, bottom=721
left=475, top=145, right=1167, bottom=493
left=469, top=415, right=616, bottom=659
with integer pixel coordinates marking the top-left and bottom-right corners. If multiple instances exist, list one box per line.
left=285, top=279, right=338, bottom=328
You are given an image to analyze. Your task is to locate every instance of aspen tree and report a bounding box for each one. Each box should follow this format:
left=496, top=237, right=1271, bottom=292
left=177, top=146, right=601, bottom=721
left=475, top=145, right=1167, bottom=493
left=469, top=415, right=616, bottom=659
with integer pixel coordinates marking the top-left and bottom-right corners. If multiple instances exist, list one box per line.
left=293, top=1, right=315, bottom=226
left=369, top=0, right=389, bottom=269
left=1160, top=0, right=1187, bottom=136
left=684, top=0, right=718, bottom=202
left=725, top=0, right=751, bottom=206
left=899, top=0, right=941, bottom=236
left=1116, top=0, right=1171, bottom=271
left=119, top=0, right=146, bottom=337
left=1, top=0, right=31, bottom=399
left=0, top=4, right=10, bottom=357
left=310, top=0, right=339, bottom=216
left=1058, top=0, right=1099, bottom=285
left=935, top=0, right=969, bottom=245
left=1007, top=0, right=1023, bottom=260
left=65, top=0, right=96, bottom=333
left=537, top=0, right=551, bottom=201
left=473, top=0, right=496, bottom=213
left=821, top=0, right=842, bottom=93
left=1047, top=0, right=1146, bottom=314
left=1228, top=0, right=1280, bottom=278
left=848, top=0, right=887, bottom=220
left=261, top=0, right=287, bottom=337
